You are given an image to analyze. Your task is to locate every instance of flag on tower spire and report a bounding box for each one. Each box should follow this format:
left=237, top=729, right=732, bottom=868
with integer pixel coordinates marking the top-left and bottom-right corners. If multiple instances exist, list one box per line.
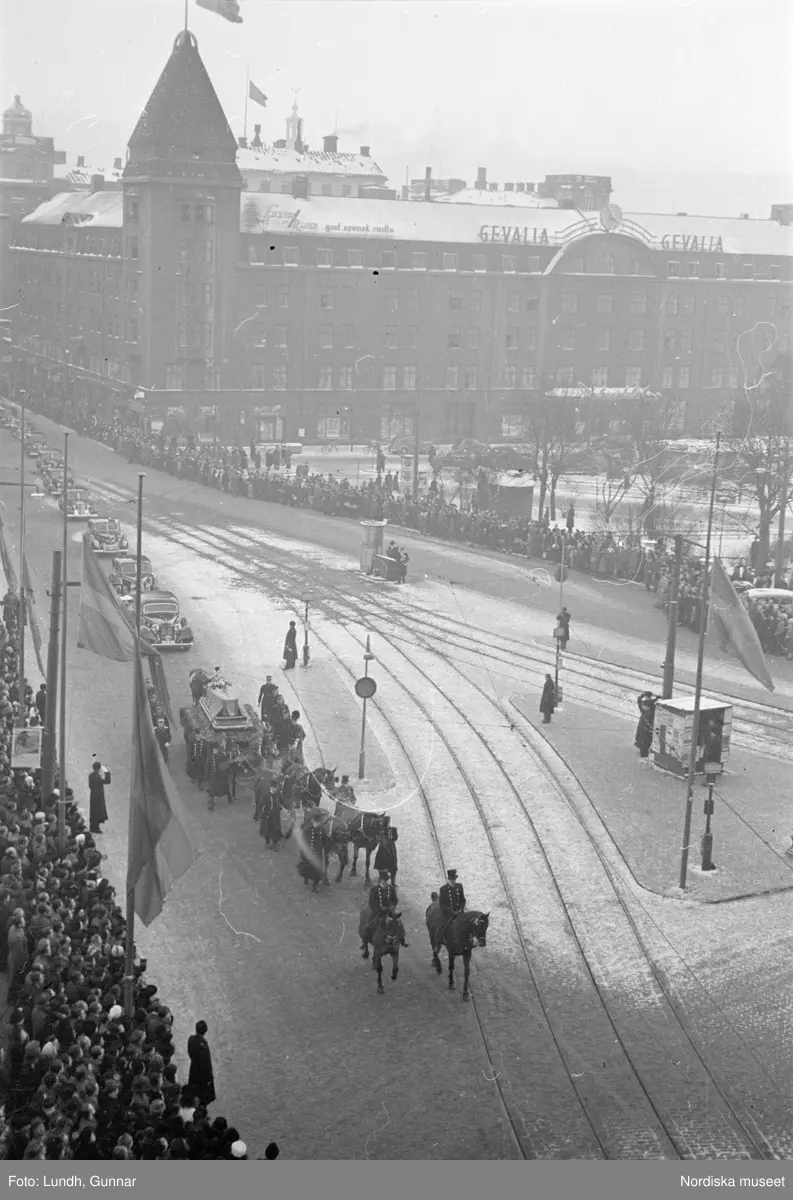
left=196, top=0, right=243, bottom=23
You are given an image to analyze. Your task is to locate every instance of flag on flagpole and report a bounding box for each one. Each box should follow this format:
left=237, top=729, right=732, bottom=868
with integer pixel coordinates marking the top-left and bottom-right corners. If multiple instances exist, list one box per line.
left=127, top=653, right=198, bottom=926
left=196, top=0, right=243, bottom=23
left=249, top=81, right=267, bottom=108
left=77, top=535, right=156, bottom=661
left=709, top=557, right=775, bottom=692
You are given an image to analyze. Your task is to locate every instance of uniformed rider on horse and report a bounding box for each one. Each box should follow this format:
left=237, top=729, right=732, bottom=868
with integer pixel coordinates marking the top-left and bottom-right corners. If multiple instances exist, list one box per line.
left=438, top=868, right=466, bottom=932
left=361, top=870, right=400, bottom=954
left=372, top=817, right=398, bottom=883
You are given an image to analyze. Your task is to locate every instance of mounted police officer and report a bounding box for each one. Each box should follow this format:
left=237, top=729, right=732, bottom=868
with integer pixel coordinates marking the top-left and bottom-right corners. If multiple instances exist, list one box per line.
left=439, top=869, right=466, bottom=926
left=361, top=869, right=399, bottom=954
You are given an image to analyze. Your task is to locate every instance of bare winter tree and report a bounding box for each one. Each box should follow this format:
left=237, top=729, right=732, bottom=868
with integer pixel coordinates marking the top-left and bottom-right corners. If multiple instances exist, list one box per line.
left=728, top=353, right=793, bottom=564
left=594, top=443, right=638, bottom=528
left=524, top=394, right=577, bottom=522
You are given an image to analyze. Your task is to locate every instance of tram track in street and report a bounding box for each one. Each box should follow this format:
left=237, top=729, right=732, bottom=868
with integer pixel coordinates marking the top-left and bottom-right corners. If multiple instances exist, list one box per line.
left=138, top=513, right=783, bottom=1159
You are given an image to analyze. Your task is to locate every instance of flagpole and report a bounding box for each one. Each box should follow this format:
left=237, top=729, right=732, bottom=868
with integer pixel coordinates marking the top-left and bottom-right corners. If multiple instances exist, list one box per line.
left=184, top=0, right=189, bottom=31
left=58, top=432, right=69, bottom=850
left=124, top=472, right=146, bottom=1017
left=17, top=396, right=26, bottom=726
left=244, top=62, right=249, bottom=142
left=678, top=430, right=721, bottom=890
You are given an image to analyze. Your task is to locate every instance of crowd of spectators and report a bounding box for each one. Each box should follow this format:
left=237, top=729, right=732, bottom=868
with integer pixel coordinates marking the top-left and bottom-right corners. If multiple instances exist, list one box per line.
left=644, top=545, right=793, bottom=658
left=0, top=595, right=272, bottom=1159
left=12, top=393, right=793, bottom=661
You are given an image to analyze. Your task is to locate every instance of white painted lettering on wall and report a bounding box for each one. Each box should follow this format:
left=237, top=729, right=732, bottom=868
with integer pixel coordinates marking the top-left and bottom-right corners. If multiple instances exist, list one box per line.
left=479, top=225, right=550, bottom=245
left=660, top=234, right=724, bottom=253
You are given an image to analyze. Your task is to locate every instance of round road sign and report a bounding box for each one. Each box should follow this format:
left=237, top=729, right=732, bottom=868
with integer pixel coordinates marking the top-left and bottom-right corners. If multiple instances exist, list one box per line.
left=355, top=676, right=377, bottom=699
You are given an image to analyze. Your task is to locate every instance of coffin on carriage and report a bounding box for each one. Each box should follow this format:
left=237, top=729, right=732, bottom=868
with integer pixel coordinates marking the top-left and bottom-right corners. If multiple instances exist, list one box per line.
left=180, top=686, right=264, bottom=783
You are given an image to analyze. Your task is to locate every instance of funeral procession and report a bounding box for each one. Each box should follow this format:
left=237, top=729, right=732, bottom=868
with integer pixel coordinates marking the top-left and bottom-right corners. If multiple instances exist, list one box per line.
left=0, top=0, right=792, bottom=1172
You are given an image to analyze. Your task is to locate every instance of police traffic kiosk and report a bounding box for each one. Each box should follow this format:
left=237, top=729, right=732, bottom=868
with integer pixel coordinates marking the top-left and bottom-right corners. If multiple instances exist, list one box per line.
left=360, top=520, right=388, bottom=574
left=651, top=695, right=732, bottom=778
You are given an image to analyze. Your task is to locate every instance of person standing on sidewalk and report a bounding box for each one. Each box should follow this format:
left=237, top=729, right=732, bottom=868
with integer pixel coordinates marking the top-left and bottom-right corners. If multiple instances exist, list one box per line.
left=88, top=760, right=111, bottom=835
left=187, top=1020, right=216, bottom=1109
left=566, top=504, right=575, bottom=534
left=557, top=606, right=571, bottom=650
left=540, top=674, right=556, bottom=724
left=283, top=622, right=298, bottom=670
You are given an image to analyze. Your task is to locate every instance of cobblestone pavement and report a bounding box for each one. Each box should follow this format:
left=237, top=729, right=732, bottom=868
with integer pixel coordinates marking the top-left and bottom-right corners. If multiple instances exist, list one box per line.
left=3, top=422, right=792, bottom=1159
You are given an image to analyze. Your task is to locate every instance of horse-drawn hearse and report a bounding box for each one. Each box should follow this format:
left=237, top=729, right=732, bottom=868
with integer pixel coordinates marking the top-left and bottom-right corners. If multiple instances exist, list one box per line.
left=180, top=669, right=264, bottom=801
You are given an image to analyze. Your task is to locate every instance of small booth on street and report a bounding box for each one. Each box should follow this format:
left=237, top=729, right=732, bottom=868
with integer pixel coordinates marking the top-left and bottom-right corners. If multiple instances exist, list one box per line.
left=652, top=696, right=733, bottom=777
left=360, top=519, right=388, bottom=574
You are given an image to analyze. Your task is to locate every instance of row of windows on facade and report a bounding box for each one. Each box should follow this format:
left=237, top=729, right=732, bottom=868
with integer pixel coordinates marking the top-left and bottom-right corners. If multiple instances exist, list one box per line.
left=247, top=179, right=358, bottom=196
left=248, top=243, right=785, bottom=279
left=248, top=280, right=778, bottom=321
left=125, top=200, right=215, bottom=225
left=155, top=363, right=747, bottom=392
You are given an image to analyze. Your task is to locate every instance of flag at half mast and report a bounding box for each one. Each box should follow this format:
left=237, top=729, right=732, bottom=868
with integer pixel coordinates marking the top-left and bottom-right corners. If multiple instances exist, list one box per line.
left=77, top=535, right=156, bottom=661
left=708, top=557, right=775, bottom=692
left=249, top=81, right=267, bottom=107
left=196, top=0, right=243, bottom=22
left=128, top=653, right=198, bottom=926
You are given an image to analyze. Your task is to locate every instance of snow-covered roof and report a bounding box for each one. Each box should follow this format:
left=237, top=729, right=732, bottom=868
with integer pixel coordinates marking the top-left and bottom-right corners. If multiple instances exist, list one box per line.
left=237, top=145, right=386, bottom=180
left=19, top=189, right=793, bottom=258
left=434, top=188, right=557, bottom=209
left=241, top=194, right=793, bottom=255
left=21, top=191, right=123, bottom=227
left=54, top=162, right=123, bottom=187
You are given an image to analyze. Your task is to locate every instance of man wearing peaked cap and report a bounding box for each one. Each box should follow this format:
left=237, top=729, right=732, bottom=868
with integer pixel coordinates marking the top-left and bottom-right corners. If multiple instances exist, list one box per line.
left=439, top=869, right=466, bottom=924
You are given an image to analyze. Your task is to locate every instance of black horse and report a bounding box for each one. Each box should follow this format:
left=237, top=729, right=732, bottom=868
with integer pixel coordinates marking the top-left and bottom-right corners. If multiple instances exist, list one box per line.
left=425, top=895, right=490, bottom=1002
left=359, top=908, right=408, bottom=995
left=335, top=807, right=388, bottom=884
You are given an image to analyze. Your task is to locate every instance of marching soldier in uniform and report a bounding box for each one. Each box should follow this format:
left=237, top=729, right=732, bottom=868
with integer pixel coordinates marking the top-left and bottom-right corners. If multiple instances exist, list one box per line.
left=259, top=779, right=284, bottom=850
left=361, top=870, right=400, bottom=955
left=438, top=869, right=466, bottom=929
left=334, top=774, right=357, bottom=822
left=258, top=675, right=279, bottom=722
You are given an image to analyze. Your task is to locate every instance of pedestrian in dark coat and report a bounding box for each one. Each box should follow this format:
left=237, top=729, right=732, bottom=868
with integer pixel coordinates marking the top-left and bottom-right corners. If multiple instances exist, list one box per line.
left=187, top=1020, right=216, bottom=1107
left=566, top=505, right=575, bottom=534
left=155, top=718, right=171, bottom=763
left=540, top=674, right=556, bottom=724
left=88, top=760, right=110, bottom=834
left=258, top=781, right=283, bottom=849
left=283, top=622, right=298, bottom=670
left=35, top=683, right=46, bottom=722
left=557, top=606, right=571, bottom=649
left=634, top=692, right=656, bottom=759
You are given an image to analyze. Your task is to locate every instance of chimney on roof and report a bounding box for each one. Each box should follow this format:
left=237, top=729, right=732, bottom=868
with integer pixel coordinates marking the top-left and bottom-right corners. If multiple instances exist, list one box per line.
left=113, top=157, right=122, bottom=170
left=515, top=182, right=525, bottom=192
left=739, top=212, right=749, bottom=219
left=504, top=182, right=514, bottom=192
left=676, top=212, right=687, bottom=216
left=91, top=175, right=105, bottom=191
left=238, top=136, right=248, bottom=149
left=476, top=167, right=486, bottom=191
left=323, top=134, right=338, bottom=154
left=360, top=145, right=370, bottom=158
left=76, top=155, right=85, bottom=168
left=488, top=182, right=498, bottom=191
left=251, top=124, right=263, bottom=150
left=274, top=139, right=286, bottom=149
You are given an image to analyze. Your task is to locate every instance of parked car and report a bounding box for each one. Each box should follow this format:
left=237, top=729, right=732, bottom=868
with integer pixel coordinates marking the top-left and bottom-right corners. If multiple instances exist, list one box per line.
left=59, top=488, right=99, bottom=519
left=138, top=591, right=194, bottom=651
left=87, top=517, right=129, bottom=555
left=109, top=555, right=157, bottom=595
left=25, top=433, right=47, bottom=457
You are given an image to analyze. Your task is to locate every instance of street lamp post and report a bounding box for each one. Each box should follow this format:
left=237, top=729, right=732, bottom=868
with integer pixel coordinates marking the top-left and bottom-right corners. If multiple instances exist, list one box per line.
left=774, top=443, right=790, bottom=588
left=700, top=761, right=720, bottom=871
left=300, top=591, right=311, bottom=667
left=357, top=635, right=376, bottom=780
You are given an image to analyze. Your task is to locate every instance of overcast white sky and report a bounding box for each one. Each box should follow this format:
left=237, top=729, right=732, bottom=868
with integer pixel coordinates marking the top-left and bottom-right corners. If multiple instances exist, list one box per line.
left=2, top=0, right=792, bottom=215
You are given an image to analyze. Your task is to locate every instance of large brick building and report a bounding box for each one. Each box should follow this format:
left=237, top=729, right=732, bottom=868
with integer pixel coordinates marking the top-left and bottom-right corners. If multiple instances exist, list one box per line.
left=6, top=30, right=793, bottom=446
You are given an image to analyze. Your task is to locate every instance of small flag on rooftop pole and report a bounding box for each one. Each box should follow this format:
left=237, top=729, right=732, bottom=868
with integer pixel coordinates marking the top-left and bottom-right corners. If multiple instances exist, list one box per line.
left=127, top=653, right=198, bottom=927
left=708, top=557, right=775, bottom=692
left=77, top=535, right=156, bottom=661
left=196, top=0, right=243, bottom=23
left=249, top=81, right=267, bottom=108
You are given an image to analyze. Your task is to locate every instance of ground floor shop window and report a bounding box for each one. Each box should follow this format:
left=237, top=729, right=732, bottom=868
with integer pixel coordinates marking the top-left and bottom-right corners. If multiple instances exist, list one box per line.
left=316, top=403, right=350, bottom=439
left=501, top=413, right=524, bottom=440
left=380, top=403, right=416, bottom=442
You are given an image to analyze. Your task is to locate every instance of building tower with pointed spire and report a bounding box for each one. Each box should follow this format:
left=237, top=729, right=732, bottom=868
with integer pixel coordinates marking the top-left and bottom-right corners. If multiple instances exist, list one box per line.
left=122, top=30, right=242, bottom=394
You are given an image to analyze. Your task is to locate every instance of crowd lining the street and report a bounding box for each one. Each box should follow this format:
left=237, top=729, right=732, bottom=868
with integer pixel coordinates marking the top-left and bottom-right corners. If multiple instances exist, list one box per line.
left=10, top=394, right=793, bottom=659
left=0, top=596, right=282, bottom=1160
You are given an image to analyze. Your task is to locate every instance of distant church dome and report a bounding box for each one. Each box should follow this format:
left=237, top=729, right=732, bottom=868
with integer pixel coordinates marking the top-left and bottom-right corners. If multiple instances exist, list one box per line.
left=3, top=94, right=33, bottom=136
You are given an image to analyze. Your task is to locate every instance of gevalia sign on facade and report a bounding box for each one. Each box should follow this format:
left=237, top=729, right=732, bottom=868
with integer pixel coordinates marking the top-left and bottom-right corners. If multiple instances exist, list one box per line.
left=478, top=225, right=725, bottom=252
